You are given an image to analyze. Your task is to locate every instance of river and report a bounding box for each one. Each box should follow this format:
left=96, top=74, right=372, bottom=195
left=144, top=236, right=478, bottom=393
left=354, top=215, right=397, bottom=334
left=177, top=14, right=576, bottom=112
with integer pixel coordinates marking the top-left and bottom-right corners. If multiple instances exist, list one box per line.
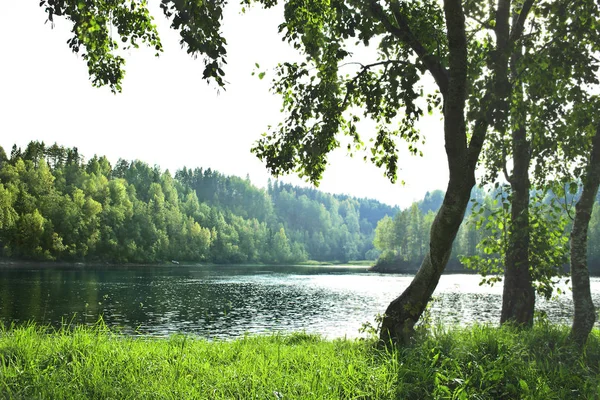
left=0, top=265, right=597, bottom=338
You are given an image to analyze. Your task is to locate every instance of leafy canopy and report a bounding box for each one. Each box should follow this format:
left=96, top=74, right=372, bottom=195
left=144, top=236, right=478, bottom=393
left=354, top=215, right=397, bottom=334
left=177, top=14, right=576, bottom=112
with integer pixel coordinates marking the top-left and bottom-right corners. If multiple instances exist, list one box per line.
left=40, top=0, right=453, bottom=184
left=40, top=0, right=228, bottom=92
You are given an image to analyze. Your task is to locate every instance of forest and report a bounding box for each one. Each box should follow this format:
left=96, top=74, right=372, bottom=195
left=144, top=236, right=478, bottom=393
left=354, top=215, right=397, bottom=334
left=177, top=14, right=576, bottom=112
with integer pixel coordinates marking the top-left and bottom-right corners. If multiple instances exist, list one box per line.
left=3, top=2, right=600, bottom=397
left=3, top=140, right=599, bottom=276
left=0, top=141, right=397, bottom=265
left=372, top=187, right=600, bottom=275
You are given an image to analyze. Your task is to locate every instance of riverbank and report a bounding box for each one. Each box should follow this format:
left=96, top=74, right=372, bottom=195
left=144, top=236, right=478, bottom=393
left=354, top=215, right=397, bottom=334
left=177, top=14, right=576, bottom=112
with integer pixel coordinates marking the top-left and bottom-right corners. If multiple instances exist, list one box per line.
left=1, top=323, right=598, bottom=399
left=369, top=258, right=474, bottom=274
left=297, top=259, right=374, bottom=267
left=0, top=259, right=374, bottom=269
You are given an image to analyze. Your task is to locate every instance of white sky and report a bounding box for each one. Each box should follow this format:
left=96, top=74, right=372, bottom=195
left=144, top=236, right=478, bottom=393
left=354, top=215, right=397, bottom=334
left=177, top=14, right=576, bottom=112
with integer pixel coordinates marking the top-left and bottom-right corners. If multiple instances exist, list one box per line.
left=0, top=2, right=448, bottom=209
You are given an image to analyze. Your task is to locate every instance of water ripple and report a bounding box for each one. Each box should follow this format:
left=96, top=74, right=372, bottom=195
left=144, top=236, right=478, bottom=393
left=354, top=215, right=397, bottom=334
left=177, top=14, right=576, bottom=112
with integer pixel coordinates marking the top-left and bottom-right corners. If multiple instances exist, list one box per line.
left=0, top=265, right=598, bottom=338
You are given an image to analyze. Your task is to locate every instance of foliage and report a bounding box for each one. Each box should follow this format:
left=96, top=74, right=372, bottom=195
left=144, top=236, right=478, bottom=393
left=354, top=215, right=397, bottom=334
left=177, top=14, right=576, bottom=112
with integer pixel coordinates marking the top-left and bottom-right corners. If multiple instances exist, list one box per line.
left=39, top=0, right=231, bottom=92
left=0, top=141, right=396, bottom=264
left=251, top=0, right=449, bottom=184
left=38, top=0, right=445, bottom=185
left=461, top=187, right=571, bottom=298
left=376, top=185, right=600, bottom=277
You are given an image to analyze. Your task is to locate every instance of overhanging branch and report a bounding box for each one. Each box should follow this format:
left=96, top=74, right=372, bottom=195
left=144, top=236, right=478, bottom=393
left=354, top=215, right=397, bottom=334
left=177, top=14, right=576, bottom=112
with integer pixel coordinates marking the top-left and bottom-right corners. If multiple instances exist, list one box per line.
left=508, top=0, right=536, bottom=45
left=339, top=60, right=411, bottom=111
left=369, top=0, right=449, bottom=96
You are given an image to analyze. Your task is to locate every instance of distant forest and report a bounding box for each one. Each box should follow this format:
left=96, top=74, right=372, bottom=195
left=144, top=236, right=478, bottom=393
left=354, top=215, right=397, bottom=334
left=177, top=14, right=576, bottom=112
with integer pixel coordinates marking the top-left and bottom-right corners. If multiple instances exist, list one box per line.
left=372, top=185, right=600, bottom=274
left=2, top=141, right=599, bottom=271
left=0, top=141, right=398, bottom=264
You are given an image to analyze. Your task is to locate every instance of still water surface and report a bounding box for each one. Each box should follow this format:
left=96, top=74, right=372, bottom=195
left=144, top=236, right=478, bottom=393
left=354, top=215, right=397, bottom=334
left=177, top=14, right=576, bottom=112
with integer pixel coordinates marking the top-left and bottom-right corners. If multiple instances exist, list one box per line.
left=1, top=265, right=598, bottom=338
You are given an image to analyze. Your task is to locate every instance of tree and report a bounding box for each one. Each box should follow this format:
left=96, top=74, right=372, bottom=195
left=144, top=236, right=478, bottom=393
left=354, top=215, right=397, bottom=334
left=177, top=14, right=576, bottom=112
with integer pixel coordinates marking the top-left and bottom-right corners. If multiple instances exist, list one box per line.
left=0, top=183, right=18, bottom=255
left=373, top=215, right=396, bottom=255
left=570, top=122, right=600, bottom=346
left=39, top=0, right=534, bottom=343
left=419, top=190, right=444, bottom=213
left=531, top=4, right=600, bottom=345
left=0, top=146, right=8, bottom=169
left=250, top=0, right=535, bottom=343
left=470, top=0, right=600, bottom=326
left=15, top=210, right=49, bottom=260
left=272, top=227, right=293, bottom=264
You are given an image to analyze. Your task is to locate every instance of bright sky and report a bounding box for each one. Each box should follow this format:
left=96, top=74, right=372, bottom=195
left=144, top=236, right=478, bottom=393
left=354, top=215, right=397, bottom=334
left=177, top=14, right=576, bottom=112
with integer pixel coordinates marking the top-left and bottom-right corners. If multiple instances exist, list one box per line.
left=0, top=2, right=448, bottom=209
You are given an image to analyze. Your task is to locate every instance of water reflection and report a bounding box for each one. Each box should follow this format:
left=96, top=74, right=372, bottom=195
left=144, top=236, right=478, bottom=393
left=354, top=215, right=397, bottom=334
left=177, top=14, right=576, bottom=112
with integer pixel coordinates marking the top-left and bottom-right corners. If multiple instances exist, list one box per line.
left=0, top=265, right=598, bottom=338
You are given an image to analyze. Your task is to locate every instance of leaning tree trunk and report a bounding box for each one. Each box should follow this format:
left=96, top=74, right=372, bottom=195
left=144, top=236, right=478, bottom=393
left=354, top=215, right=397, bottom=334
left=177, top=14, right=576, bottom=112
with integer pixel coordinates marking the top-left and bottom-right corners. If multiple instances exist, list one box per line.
left=380, top=0, right=472, bottom=344
left=379, top=0, right=517, bottom=344
left=379, top=175, right=474, bottom=344
left=570, top=123, right=600, bottom=347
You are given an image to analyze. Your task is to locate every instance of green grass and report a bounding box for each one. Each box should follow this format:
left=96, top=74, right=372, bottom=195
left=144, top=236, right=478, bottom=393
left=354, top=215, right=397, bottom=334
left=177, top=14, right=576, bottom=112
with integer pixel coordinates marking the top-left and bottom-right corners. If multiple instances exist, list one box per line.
left=1, top=322, right=599, bottom=399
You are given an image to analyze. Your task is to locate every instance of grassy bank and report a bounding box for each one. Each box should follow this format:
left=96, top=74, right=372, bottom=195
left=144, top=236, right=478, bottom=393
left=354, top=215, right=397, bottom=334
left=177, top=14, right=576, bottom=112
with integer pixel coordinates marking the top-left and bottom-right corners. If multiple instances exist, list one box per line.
left=1, top=323, right=599, bottom=399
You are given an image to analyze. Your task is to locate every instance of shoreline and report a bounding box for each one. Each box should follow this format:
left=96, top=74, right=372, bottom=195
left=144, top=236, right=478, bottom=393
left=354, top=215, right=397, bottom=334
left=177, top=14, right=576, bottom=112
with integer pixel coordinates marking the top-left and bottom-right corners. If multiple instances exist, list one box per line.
left=3, top=259, right=597, bottom=276
left=0, top=259, right=374, bottom=270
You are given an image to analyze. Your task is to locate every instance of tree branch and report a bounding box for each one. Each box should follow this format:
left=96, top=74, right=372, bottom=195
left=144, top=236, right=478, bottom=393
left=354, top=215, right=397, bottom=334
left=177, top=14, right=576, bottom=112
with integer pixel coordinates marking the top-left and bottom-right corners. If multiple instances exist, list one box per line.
left=466, top=15, right=494, bottom=30
left=467, top=0, right=515, bottom=169
left=467, top=92, right=492, bottom=170
left=564, top=185, right=575, bottom=221
left=369, top=0, right=449, bottom=96
left=508, top=0, right=536, bottom=45
left=339, top=60, right=411, bottom=111
left=502, top=145, right=513, bottom=184
left=468, top=0, right=512, bottom=169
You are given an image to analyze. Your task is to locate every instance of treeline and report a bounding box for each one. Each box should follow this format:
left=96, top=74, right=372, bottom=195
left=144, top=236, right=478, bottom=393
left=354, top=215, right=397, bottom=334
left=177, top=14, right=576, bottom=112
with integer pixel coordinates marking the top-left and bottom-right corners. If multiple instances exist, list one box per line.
left=373, top=187, right=600, bottom=274
left=0, top=141, right=397, bottom=264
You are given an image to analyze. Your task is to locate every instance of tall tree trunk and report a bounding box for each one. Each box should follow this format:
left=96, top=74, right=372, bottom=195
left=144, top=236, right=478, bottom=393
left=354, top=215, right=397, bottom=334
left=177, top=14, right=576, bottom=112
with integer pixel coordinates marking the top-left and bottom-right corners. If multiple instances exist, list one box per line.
left=500, top=39, right=535, bottom=326
left=570, top=123, right=600, bottom=347
left=501, top=123, right=535, bottom=325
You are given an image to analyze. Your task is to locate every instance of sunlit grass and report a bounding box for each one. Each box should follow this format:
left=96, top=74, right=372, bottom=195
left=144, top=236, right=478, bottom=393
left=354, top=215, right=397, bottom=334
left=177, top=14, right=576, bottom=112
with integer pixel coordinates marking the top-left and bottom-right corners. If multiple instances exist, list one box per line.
left=1, top=321, right=599, bottom=399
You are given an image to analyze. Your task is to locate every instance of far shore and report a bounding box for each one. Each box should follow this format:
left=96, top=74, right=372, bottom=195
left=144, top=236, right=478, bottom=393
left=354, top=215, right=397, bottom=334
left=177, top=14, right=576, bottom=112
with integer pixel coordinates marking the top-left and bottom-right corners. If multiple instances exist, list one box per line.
left=0, top=259, right=374, bottom=270
left=3, top=258, right=596, bottom=276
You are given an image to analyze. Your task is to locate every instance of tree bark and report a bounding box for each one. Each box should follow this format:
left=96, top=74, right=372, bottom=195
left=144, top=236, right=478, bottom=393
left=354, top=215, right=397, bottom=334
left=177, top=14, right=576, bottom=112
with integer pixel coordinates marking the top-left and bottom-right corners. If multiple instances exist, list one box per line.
left=380, top=0, right=472, bottom=344
left=500, top=42, right=535, bottom=326
left=379, top=174, right=474, bottom=344
left=501, top=122, right=535, bottom=325
left=376, top=0, right=527, bottom=344
left=570, top=123, right=600, bottom=347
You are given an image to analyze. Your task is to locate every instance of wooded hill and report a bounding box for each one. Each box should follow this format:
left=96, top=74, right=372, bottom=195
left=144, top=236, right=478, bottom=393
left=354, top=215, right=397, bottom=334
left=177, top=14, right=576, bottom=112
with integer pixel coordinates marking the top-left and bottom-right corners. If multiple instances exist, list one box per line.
left=373, top=187, right=600, bottom=275
left=0, top=141, right=398, bottom=264
left=3, top=141, right=598, bottom=273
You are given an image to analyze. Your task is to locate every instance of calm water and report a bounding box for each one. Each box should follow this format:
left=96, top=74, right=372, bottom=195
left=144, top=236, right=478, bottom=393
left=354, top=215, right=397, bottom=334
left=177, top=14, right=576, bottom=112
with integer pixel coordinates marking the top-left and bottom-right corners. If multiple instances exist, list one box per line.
left=0, top=265, right=598, bottom=338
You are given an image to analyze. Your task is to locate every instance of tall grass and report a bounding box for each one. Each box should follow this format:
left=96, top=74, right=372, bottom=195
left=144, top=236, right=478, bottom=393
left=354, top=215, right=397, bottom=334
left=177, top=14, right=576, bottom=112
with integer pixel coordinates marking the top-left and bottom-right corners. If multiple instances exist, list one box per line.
left=1, top=321, right=599, bottom=399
